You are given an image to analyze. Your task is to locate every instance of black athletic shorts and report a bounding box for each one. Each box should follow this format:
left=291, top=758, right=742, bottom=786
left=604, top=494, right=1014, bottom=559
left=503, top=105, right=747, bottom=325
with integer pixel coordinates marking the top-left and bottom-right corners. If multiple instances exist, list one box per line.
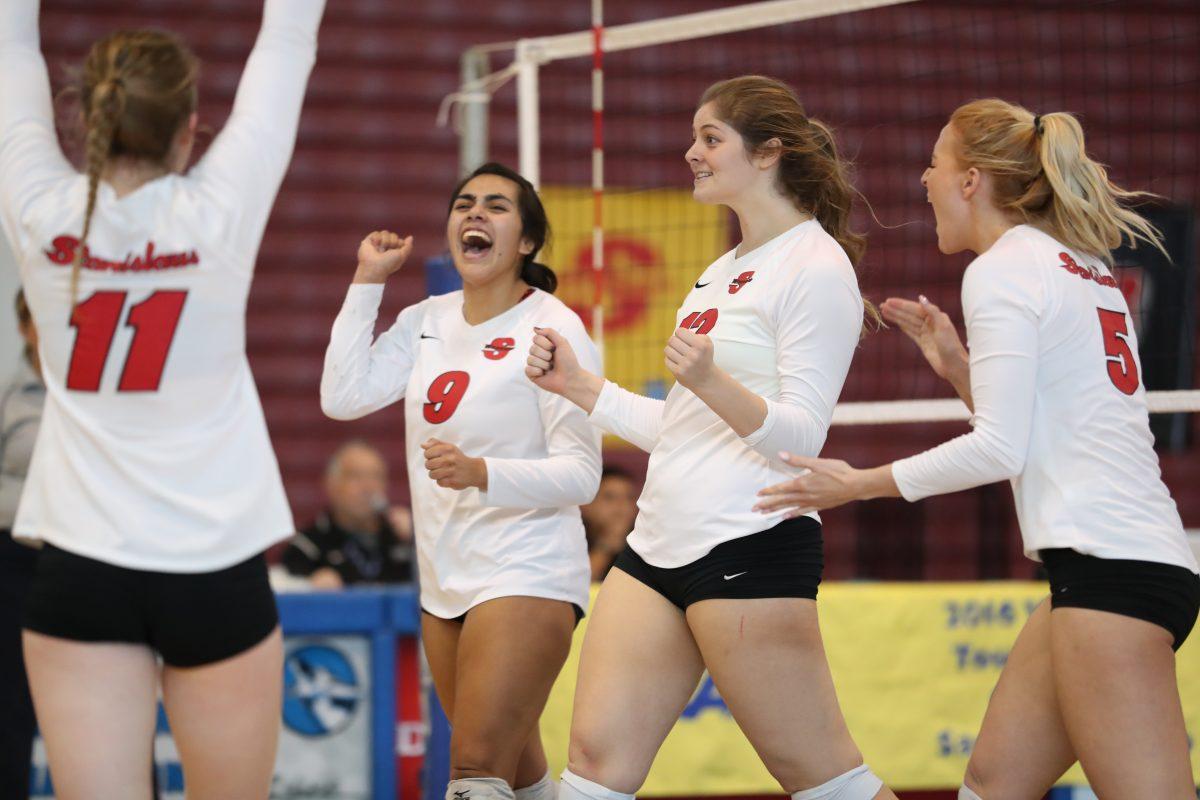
left=613, top=515, right=823, bottom=610
left=1041, top=547, right=1200, bottom=651
left=24, top=544, right=278, bottom=667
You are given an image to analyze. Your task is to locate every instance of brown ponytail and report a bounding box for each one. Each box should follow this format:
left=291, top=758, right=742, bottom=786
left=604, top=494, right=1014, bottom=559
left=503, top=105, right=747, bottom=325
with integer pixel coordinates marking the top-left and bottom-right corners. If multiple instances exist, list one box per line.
left=699, top=76, right=879, bottom=332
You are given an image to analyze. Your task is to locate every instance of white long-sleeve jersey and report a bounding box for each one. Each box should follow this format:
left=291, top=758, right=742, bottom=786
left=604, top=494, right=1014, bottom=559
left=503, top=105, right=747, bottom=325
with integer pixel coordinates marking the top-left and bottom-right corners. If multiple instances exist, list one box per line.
left=0, top=0, right=324, bottom=571
left=321, top=285, right=601, bottom=618
left=893, top=225, right=1196, bottom=572
left=590, top=219, right=863, bottom=568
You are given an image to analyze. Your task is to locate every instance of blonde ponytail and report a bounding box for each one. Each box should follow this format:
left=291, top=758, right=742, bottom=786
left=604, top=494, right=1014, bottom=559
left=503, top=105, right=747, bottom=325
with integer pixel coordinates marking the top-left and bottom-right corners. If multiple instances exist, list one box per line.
left=950, top=98, right=1165, bottom=265
left=1036, top=111, right=1165, bottom=262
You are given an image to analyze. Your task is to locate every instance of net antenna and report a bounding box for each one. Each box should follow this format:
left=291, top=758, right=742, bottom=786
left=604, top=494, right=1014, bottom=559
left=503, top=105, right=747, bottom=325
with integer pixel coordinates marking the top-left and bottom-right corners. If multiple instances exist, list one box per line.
left=448, top=0, right=1200, bottom=426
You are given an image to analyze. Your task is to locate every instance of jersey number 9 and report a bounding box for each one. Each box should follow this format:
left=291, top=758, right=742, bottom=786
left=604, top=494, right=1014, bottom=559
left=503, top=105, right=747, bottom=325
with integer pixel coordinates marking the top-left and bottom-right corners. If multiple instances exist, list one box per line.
left=423, top=371, right=471, bottom=424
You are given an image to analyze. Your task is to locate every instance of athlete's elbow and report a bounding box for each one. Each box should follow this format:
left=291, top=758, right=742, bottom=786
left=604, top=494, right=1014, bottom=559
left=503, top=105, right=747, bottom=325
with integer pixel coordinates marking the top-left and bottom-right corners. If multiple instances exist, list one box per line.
left=561, top=458, right=602, bottom=505
left=984, top=443, right=1026, bottom=480
left=580, top=462, right=603, bottom=504
left=320, top=393, right=365, bottom=421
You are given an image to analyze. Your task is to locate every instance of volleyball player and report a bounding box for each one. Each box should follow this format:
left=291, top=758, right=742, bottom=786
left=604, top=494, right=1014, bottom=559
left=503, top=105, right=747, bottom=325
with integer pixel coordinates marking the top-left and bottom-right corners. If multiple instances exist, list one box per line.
left=756, top=99, right=1199, bottom=799
left=0, top=0, right=325, bottom=796
left=321, top=162, right=602, bottom=800
left=526, top=76, right=897, bottom=800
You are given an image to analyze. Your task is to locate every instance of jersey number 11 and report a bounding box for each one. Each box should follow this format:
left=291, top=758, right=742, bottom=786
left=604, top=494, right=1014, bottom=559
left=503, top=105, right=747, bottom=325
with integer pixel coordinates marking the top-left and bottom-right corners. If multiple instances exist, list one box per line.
left=67, top=290, right=188, bottom=392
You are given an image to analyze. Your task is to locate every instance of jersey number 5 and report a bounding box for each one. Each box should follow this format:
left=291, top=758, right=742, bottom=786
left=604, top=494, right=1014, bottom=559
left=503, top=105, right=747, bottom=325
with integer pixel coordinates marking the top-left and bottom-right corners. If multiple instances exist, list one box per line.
left=424, top=371, right=471, bottom=424
left=1097, top=307, right=1139, bottom=395
left=67, top=290, right=188, bottom=392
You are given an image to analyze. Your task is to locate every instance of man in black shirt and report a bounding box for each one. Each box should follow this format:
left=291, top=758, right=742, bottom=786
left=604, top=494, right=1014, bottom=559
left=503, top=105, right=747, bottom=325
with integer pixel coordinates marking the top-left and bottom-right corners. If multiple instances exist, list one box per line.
left=283, top=440, right=415, bottom=587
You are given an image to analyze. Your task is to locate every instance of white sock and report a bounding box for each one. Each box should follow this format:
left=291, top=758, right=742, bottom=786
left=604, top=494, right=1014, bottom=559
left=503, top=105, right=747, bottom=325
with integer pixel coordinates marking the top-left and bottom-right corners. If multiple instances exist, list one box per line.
left=958, top=786, right=984, bottom=800
left=558, top=769, right=635, bottom=800
left=515, top=773, right=556, bottom=800
left=447, top=777, right=516, bottom=800
left=791, top=764, right=884, bottom=800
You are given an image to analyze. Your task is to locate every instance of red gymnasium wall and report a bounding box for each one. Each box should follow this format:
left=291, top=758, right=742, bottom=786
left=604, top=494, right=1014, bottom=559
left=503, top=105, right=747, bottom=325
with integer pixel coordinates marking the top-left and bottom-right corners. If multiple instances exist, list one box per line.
left=37, top=0, right=1198, bottom=579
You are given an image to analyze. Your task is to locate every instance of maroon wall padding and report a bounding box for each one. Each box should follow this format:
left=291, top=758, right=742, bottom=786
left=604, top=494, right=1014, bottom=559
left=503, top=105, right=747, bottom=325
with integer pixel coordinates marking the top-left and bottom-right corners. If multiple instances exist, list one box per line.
left=38, top=1, right=1198, bottom=580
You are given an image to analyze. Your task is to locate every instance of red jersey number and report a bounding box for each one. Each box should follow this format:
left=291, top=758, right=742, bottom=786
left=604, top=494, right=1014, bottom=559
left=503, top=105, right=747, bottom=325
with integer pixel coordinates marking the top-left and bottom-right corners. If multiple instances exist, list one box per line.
left=67, top=290, right=188, bottom=392
left=680, top=308, right=718, bottom=335
left=423, top=370, right=471, bottom=424
left=1097, top=307, right=1139, bottom=395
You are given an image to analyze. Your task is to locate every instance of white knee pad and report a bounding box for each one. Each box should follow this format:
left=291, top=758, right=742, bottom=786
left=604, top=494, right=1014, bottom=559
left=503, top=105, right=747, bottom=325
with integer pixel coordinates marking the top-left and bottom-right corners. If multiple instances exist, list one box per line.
left=958, top=785, right=984, bottom=800
left=447, top=777, right=516, bottom=800
left=559, top=769, right=635, bottom=800
left=791, top=764, right=883, bottom=800
left=514, top=773, right=556, bottom=800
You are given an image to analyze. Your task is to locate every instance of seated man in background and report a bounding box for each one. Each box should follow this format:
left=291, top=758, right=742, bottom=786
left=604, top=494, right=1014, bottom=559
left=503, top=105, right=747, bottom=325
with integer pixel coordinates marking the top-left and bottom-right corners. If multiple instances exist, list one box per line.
left=581, top=465, right=640, bottom=582
left=283, top=439, right=415, bottom=588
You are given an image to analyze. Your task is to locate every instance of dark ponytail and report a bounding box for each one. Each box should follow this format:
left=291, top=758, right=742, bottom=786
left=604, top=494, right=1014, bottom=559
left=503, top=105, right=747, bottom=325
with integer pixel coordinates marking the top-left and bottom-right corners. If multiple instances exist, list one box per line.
left=448, top=162, right=557, bottom=293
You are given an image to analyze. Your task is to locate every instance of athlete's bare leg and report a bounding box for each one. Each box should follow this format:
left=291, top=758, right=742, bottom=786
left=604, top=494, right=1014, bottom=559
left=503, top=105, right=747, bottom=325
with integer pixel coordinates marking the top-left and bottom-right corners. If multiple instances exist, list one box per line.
left=23, top=632, right=158, bottom=800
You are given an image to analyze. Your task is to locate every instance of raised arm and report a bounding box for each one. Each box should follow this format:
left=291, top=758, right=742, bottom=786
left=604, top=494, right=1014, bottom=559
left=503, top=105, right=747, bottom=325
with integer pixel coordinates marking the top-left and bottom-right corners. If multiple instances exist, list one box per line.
left=0, top=0, right=74, bottom=250
left=321, top=232, right=418, bottom=420
left=191, top=0, right=326, bottom=250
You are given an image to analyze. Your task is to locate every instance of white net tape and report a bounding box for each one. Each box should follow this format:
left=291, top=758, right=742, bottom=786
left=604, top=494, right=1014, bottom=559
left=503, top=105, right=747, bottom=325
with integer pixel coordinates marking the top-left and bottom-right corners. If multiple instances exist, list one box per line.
left=832, top=390, right=1200, bottom=426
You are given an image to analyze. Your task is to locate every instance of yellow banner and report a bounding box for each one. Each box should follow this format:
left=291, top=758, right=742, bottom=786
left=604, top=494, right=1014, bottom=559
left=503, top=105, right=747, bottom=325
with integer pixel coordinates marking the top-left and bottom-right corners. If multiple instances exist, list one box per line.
left=541, top=582, right=1200, bottom=793
left=540, top=187, right=726, bottom=400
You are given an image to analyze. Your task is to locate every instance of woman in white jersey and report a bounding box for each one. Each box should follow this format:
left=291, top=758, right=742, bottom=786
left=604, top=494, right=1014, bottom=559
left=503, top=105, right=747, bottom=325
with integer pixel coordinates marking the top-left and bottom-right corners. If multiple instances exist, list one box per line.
left=757, top=99, right=1200, bottom=799
left=0, top=0, right=325, bottom=796
left=322, top=162, right=601, bottom=800
left=526, top=76, right=897, bottom=800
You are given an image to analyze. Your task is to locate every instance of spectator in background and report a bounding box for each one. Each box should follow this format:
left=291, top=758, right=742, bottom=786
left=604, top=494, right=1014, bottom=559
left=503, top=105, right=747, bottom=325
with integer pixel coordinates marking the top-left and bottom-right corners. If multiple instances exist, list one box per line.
left=283, top=439, right=415, bottom=588
left=0, top=289, right=44, bottom=800
left=581, top=465, right=639, bottom=582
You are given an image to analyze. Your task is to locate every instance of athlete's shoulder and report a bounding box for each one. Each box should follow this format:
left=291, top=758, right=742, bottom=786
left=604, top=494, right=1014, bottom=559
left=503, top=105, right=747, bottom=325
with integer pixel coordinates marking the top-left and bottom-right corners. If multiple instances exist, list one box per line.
left=528, top=289, right=585, bottom=329
left=780, top=220, right=853, bottom=269
left=963, top=227, right=1050, bottom=312
left=409, top=290, right=463, bottom=319
left=966, top=226, right=1045, bottom=280
left=772, top=221, right=858, bottom=297
left=20, top=174, right=85, bottom=244
left=526, top=290, right=599, bottom=364
left=385, top=291, right=458, bottom=341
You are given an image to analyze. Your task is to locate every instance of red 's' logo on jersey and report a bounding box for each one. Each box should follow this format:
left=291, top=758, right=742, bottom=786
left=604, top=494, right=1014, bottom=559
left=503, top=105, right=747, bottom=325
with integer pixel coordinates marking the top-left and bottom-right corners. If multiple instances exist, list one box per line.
left=482, top=337, right=516, bottom=360
left=44, top=236, right=199, bottom=274
left=728, top=271, right=755, bottom=294
left=1058, top=252, right=1117, bottom=288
